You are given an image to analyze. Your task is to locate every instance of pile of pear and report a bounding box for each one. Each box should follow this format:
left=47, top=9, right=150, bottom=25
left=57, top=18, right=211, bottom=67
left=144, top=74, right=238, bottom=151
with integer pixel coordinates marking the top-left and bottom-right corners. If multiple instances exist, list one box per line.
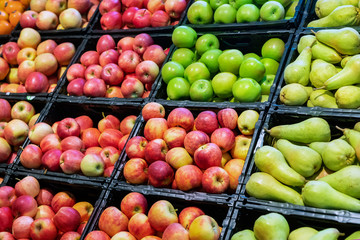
left=231, top=212, right=360, bottom=240
left=308, top=0, right=360, bottom=27
left=279, top=27, right=360, bottom=109
left=245, top=117, right=360, bottom=213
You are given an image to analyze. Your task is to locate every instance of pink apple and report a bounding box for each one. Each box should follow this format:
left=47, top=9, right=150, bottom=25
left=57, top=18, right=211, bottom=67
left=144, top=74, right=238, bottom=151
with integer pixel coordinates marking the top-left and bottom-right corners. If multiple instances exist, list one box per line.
left=111, top=232, right=136, bottom=240
left=80, top=51, right=99, bottom=67
left=28, top=122, right=54, bottom=145
left=88, top=4, right=97, bottom=21
left=118, top=50, right=141, bottom=73
left=164, top=0, right=186, bottom=19
left=148, top=160, right=174, bottom=188
left=99, top=49, right=119, bottom=67
left=117, top=36, right=135, bottom=53
left=67, top=78, right=85, bottom=96
left=217, top=108, right=238, bottom=130
left=167, top=108, right=194, bottom=132
left=37, top=40, right=58, bottom=55
left=54, top=42, right=76, bottom=65
left=184, top=130, right=209, bottom=156
left=99, top=0, right=121, bottom=15
left=133, top=33, right=154, bottom=55
left=12, top=215, right=33, bottom=239
left=135, top=60, right=159, bottom=84
left=0, top=186, right=16, bottom=207
left=0, top=231, right=15, bottom=240
left=148, top=200, right=178, bottom=232
left=175, top=164, right=202, bottom=191
left=99, top=206, right=129, bottom=237
left=60, top=136, right=84, bottom=152
left=0, top=206, right=13, bottom=232
left=144, top=117, right=168, bottom=141
left=147, top=0, right=165, bottom=13
left=25, top=71, right=49, bottom=93
left=128, top=213, right=155, bottom=239
left=119, top=115, right=136, bottom=135
left=15, top=176, right=40, bottom=197
left=12, top=195, right=38, bottom=218
left=60, top=231, right=81, bottom=240
left=0, top=57, right=9, bottom=81
left=85, top=64, right=103, bottom=80
left=75, top=115, right=93, bottom=131
left=35, top=53, right=58, bottom=76
left=0, top=137, right=11, bottom=163
left=4, top=119, right=29, bottom=146
left=42, top=148, right=62, bottom=171
left=20, top=144, right=42, bottom=169
left=53, top=206, right=81, bottom=232
left=35, top=204, right=55, bottom=219
left=162, top=223, right=189, bottom=240
left=151, top=10, right=170, bottom=27
left=144, top=138, right=168, bottom=164
left=3, top=42, right=20, bottom=65
left=81, top=128, right=101, bottom=148
left=194, top=143, right=222, bottom=170
left=143, top=44, right=166, bottom=67
left=125, top=136, right=148, bottom=159
left=118, top=133, right=129, bottom=151
left=84, top=231, right=111, bottom=240
left=68, top=0, right=91, bottom=14
left=57, top=117, right=81, bottom=139
left=123, top=158, right=149, bottom=184
left=98, top=114, right=120, bottom=132
left=120, top=78, right=144, bottom=98
left=20, top=10, right=38, bottom=28
left=121, top=7, right=138, bottom=28
left=188, top=215, right=220, bottom=240
left=29, top=218, right=58, bottom=240
left=179, top=207, right=205, bottom=230
left=122, top=0, right=143, bottom=8
left=133, top=8, right=151, bottom=28
left=98, top=128, right=123, bottom=148
left=67, top=63, right=86, bottom=81
left=100, top=146, right=119, bottom=168
left=51, top=191, right=76, bottom=213
left=80, top=153, right=105, bottom=176
left=202, top=166, right=230, bottom=193
left=40, top=133, right=61, bottom=152
left=120, top=192, right=148, bottom=219
left=141, top=102, right=165, bottom=121
left=36, top=188, right=54, bottom=206
left=96, top=35, right=116, bottom=54
left=165, top=147, right=193, bottom=169
left=0, top=99, right=11, bottom=122
left=100, top=11, right=122, bottom=30
left=210, top=128, right=235, bottom=153
left=195, top=111, right=219, bottom=135
left=60, top=149, right=84, bottom=174
left=83, top=78, right=107, bottom=97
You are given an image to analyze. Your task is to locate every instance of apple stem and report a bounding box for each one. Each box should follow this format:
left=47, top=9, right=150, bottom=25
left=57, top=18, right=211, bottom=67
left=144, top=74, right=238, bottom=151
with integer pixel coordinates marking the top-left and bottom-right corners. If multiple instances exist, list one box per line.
left=336, top=126, right=345, bottom=132
left=102, top=112, right=106, bottom=118
left=19, top=146, right=24, bottom=150
left=44, top=169, right=48, bottom=174
left=15, top=178, right=20, bottom=181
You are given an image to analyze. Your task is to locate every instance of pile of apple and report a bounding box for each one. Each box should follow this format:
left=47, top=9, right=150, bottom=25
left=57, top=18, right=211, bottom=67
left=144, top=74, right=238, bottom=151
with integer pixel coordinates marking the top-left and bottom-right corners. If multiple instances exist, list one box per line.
left=84, top=192, right=222, bottom=240
left=0, top=99, right=41, bottom=164
left=0, top=28, right=76, bottom=94
left=161, top=26, right=285, bottom=102
left=0, top=175, right=94, bottom=239
left=19, top=0, right=97, bottom=30
left=97, top=0, right=188, bottom=30
left=65, top=33, right=168, bottom=98
left=122, top=102, right=259, bottom=194
left=186, top=0, right=298, bottom=24
left=19, top=111, right=137, bottom=177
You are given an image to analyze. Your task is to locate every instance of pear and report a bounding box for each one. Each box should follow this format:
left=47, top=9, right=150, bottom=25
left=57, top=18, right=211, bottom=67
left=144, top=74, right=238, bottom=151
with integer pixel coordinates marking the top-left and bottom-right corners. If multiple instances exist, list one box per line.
left=253, top=213, right=289, bottom=240
left=267, top=117, right=331, bottom=144
left=354, top=122, right=360, bottom=131
left=307, top=100, right=315, bottom=107
left=284, top=47, right=312, bottom=85
left=289, top=227, right=318, bottom=240
left=309, top=228, right=343, bottom=240
left=245, top=172, right=304, bottom=205
left=231, top=230, right=256, bottom=240
left=309, top=90, right=338, bottom=108
left=302, top=181, right=360, bottom=212
left=315, top=27, right=360, bottom=55
left=305, top=86, right=314, bottom=95
left=335, top=66, right=342, bottom=72
left=345, top=231, right=360, bottom=240
left=308, top=5, right=360, bottom=27
left=311, top=41, right=342, bottom=64
left=315, top=0, right=358, bottom=18
left=335, top=85, right=360, bottom=108
left=279, top=83, right=309, bottom=106
left=322, top=139, right=356, bottom=171
left=341, top=55, right=352, bottom=68
left=324, top=54, right=360, bottom=90
left=254, top=146, right=306, bottom=186
left=297, top=35, right=316, bottom=53
left=309, top=142, right=328, bottom=155
left=276, top=139, right=322, bottom=177
left=286, top=0, right=299, bottom=18
left=320, top=165, right=360, bottom=198
left=309, top=59, right=338, bottom=88
left=339, top=127, right=360, bottom=159
left=308, top=166, right=334, bottom=180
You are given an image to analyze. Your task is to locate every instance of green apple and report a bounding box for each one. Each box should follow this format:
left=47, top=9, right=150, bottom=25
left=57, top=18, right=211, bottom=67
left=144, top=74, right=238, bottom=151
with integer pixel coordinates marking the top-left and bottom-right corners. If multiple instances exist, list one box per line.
left=214, top=4, right=237, bottom=23
left=199, top=49, right=223, bottom=74
left=212, top=97, right=226, bottom=102
left=254, top=0, right=267, bottom=7
left=210, top=0, right=229, bottom=9
left=172, top=48, right=195, bottom=68
left=172, top=26, right=197, bottom=48
left=236, top=4, right=260, bottom=22
left=184, top=62, right=211, bottom=85
left=190, top=79, right=214, bottom=101
left=211, top=72, right=237, bottom=98
left=187, top=1, right=214, bottom=24
left=161, top=61, right=185, bottom=84
left=195, top=34, right=220, bottom=56
left=237, top=110, right=259, bottom=135
left=229, top=0, right=253, bottom=9
left=260, top=58, right=279, bottom=75
left=260, top=1, right=285, bottom=21
left=243, top=53, right=261, bottom=61
left=167, top=77, right=191, bottom=100
left=218, top=49, right=244, bottom=75
left=260, top=74, right=275, bottom=95
left=286, top=0, right=299, bottom=18
left=232, top=78, right=261, bottom=102
left=239, top=58, right=266, bottom=82
left=261, top=38, right=285, bottom=62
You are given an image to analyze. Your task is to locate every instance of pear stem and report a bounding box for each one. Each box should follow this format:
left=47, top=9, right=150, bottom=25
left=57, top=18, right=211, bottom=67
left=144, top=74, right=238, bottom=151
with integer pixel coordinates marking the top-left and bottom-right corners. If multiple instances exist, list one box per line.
left=311, top=29, right=316, bottom=35
left=336, top=126, right=345, bottom=132
left=264, top=127, right=270, bottom=134
left=314, top=86, right=326, bottom=90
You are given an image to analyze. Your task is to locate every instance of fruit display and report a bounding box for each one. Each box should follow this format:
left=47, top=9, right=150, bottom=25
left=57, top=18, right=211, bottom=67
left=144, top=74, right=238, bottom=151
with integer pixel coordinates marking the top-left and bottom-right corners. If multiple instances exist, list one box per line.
left=119, top=102, right=261, bottom=196
left=93, top=0, right=189, bottom=31
left=0, top=98, right=47, bottom=167
left=277, top=27, right=360, bottom=109
left=0, top=28, right=81, bottom=95
left=0, top=0, right=30, bottom=35
left=0, top=172, right=105, bottom=240
left=155, top=26, right=290, bottom=103
left=15, top=100, right=141, bottom=179
left=58, top=33, right=171, bottom=99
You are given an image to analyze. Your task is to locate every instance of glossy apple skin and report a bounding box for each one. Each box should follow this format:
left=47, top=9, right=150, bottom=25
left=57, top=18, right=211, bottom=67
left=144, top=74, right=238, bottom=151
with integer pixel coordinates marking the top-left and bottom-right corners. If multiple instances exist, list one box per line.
left=202, top=166, right=230, bottom=194
left=163, top=127, right=186, bottom=149
left=56, top=117, right=81, bottom=139
left=81, top=128, right=101, bottom=148
left=0, top=186, right=17, bottom=207
left=148, top=160, right=174, bottom=188
left=84, top=230, right=111, bottom=240
left=51, top=191, right=76, bottom=213
left=11, top=195, right=38, bottom=218
left=217, top=108, right=238, bottom=130
left=125, top=136, right=148, bottom=159
left=0, top=206, right=13, bottom=232
left=162, top=222, right=189, bottom=240
left=179, top=206, right=205, bottom=230
left=36, top=188, right=54, bottom=206
left=128, top=213, right=155, bottom=239
left=34, top=205, right=55, bottom=219
left=188, top=215, right=220, bottom=240
left=144, top=118, right=168, bottom=141
left=98, top=206, right=129, bottom=237
left=175, top=164, right=203, bottom=191
left=147, top=200, right=178, bottom=232
left=29, top=218, right=58, bottom=240
left=194, top=143, right=222, bottom=170
left=20, top=144, right=43, bottom=169
left=60, top=149, right=84, bottom=174
left=120, top=192, right=148, bottom=219
left=15, top=176, right=40, bottom=197
left=184, top=130, right=210, bottom=156
left=210, top=128, right=236, bottom=153
left=144, top=138, right=168, bottom=164
left=12, top=215, right=34, bottom=239
left=194, top=111, right=219, bottom=135
left=53, top=206, right=81, bottom=232
left=123, top=158, right=149, bottom=184
left=72, top=201, right=94, bottom=222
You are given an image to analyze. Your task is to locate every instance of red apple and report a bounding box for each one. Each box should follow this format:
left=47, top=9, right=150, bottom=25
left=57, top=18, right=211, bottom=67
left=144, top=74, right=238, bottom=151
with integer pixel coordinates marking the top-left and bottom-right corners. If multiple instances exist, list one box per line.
left=165, top=147, right=193, bottom=169
left=117, top=36, right=135, bottom=53
left=12, top=195, right=38, bottom=218
left=99, top=206, right=129, bottom=237
left=25, top=71, right=49, bottom=93
left=18, top=60, right=36, bottom=84
left=224, top=158, right=245, bottom=192
left=148, top=200, right=178, bottom=232
left=60, top=149, right=84, bottom=174
left=188, top=215, right=220, bottom=240
left=194, top=143, right=222, bottom=170
left=61, top=136, right=84, bottom=152
left=98, top=115, right=120, bottom=132
left=195, top=111, right=219, bottom=135
left=68, top=0, right=91, bottom=14
left=122, top=0, right=143, bottom=7
left=41, top=148, right=62, bottom=171
left=29, top=218, right=58, bottom=240
left=20, top=10, right=39, bottom=28
left=75, top=115, right=93, bottom=131
left=85, top=146, right=102, bottom=155
left=67, top=63, right=86, bottom=81
left=54, top=42, right=76, bottom=65
left=120, top=78, right=144, bottom=98
left=99, top=0, right=121, bottom=15
left=36, top=188, right=54, bottom=206
left=133, top=33, right=154, bottom=55
left=0, top=57, right=9, bottom=81
left=151, top=10, right=170, bottom=27
left=12, top=215, right=33, bottom=239
left=4, top=119, right=29, bottom=146
left=179, top=206, right=205, bottom=230
left=144, top=138, right=168, bottom=164
left=133, top=8, right=151, bottom=28
left=147, top=0, right=165, bottom=13
left=0, top=186, right=16, bottom=207
left=210, top=128, right=235, bottom=153
left=144, top=117, right=168, bottom=141
left=84, top=231, right=111, bottom=240
left=98, top=128, right=123, bottom=148
left=217, top=108, right=238, bottom=130
left=141, top=102, right=165, bottom=121
left=0, top=206, right=13, bottom=232
left=37, top=40, right=57, bottom=55
left=175, top=164, right=202, bottom=191
left=101, top=63, right=124, bottom=86
left=165, top=0, right=186, bottom=19
left=51, top=191, right=76, bottom=213
left=85, top=64, right=103, bottom=80
left=123, top=158, right=149, bottom=184
left=15, top=176, right=40, bottom=197
left=83, top=78, right=107, bottom=97
left=0, top=99, right=11, bottom=122
left=120, top=192, right=147, bottom=219
left=118, top=133, right=129, bottom=151
left=60, top=231, right=81, bottom=240
left=20, top=144, right=43, bottom=169
left=35, top=204, right=55, bottom=219
left=100, top=146, right=119, bottom=168
left=53, top=206, right=81, bottom=232
left=163, top=127, right=186, bottom=149
left=80, top=51, right=99, bottom=67
left=96, top=35, right=116, bottom=54
left=120, top=115, right=136, bottom=135
left=81, top=128, right=101, bottom=148
left=28, top=122, right=54, bottom=145
left=100, top=11, right=122, bottom=30
left=135, top=60, right=159, bottom=84
left=202, top=166, right=230, bottom=193
left=128, top=213, right=155, bottom=239
left=88, top=4, right=97, bottom=20
left=57, top=117, right=81, bottom=139
left=118, top=50, right=141, bottom=73
left=184, top=130, right=209, bottom=156
left=162, top=223, right=189, bottom=240
left=99, top=49, right=119, bottom=67
left=143, top=44, right=166, bottom=67
left=3, top=42, right=20, bottom=65
left=167, top=108, right=194, bottom=132
left=40, top=133, right=61, bottom=153
left=148, top=160, right=174, bottom=188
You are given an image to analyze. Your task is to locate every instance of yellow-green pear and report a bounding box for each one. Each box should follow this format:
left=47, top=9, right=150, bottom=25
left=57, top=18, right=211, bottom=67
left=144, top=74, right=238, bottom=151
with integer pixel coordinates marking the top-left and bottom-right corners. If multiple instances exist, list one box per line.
left=311, top=41, right=342, bottom=64
left=341, top=56, right=352, bottom=68
left=309, top=59, right=338, bottom=88
left=286, top=0, right=299, bottom=18
left=309, top=228, right=343, bottom=240
left=289, top=227, right=318, bottom=240
left=315, top=0, right=358, bottom=18
left=231, top=230, right=256, bottom=240
left=280, top=83, right=309, bottom=106
left=284, top=47, right=312, bottom=85
left=335, top=85, right=360, bottom=108
left=308, top=5, right=360, bottom=27
left=297, top=35, right=316, bottom=53
left=345, top=231, right=360, bottom=240
left=309, top=89, right=338, bottom=108
left=322, top=138, right=356, bottom=171
left=253, top=213, right=290, bottom=240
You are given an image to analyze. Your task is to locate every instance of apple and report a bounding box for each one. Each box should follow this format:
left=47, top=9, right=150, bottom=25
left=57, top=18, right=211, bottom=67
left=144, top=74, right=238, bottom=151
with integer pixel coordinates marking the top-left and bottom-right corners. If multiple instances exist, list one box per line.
left=17, top=28, right=41, bottom=49
left=202, top=166, right=230, bottom=193
left=84, top=231, right=111, bottom=240
left=73, top=201, right=94, bottom=222
left=194, top=143, right=222, bottom=169
left=80, top=153, right=105, bottom=176
left=28, top=122, right=54, bottom=145
left=236, top=3, right=260, bottom=22
left=148, top=160, right=174, bottom=187
left=261, top=38, right=285, bottom=62
left=35, top=204, right=55, bottom=219
left=123, top=158, right=149, bottom=184
left=0, top=57, right=9, bottom=81
left=135, top=60, right=159, bottom=84
left=164, top=0, right=186, bottom=19
left=4, top=119, right=29, bottom=146
left=3, top=42, right=20, bottom=65
left=142, top=236, right=161, bottom=240
left=60, top=149, right=84, bottom=174
left=81, top=128, right=101, bottom=148
left=167, top=108, right=194, bottom=132
left=57, top=117, right=81, bottom=139
left=20, top=144, right=43, bottom=169
left=84, top=146, right=102, bottom=155
left=166, top=147, right=193, bottom=169
left=53, top=206, right=81, bottom=232
left=188, top=215, right=220, bottom=240
left=184, top=130, right=210, bottom=155
left=187, top=1, right=213, bottom=24
left=60, top=231, right=81, bottom=240
left=68, top=0, right=91, bottom=14
left=179, top=207, right=205, bottom=230
left=45, top=0, right=67, bottom=15
left=29, top=218, right=58, bottom=240
left=0, top=206, right=13, bottom=232
left=118, top=134, right=129, bottom=151
left=99, top=49, right=119, bottom=67
left=162, top=223, right=189, bottom=240
left=25, top=72, right=49, bottom=93
left=36, top=40, right=57, bottom=55
left=61, top=135, right=84, bottom=152
left=230, top=134, right=251, bottom=159
left=100, top=11, right=122, bottom=30
left=148, top=200, right=178, bottom=232
left=35, top=53, right=58, bottom=76
left=260, top=1, right=285, bottom=21
left=12, top=215, right=33, bottom=239
left=0, top=231, right=15, bottom=240
left=67, top=63, right=86, bottom=81
left=98, top=115, right=120, bottom=132
left=161, top=61, right=184, bottom=84
left=0, top=186, right=16, bottom=207
left=218, top=49, right=244, bottom=76
left=122, top=0, right=144, bottom=8
left=122, top=7, right=138, bottom=28
left=144, top=138, right=168, bottom=163
left=36, top=188, right=54, bottom=206
left=99, top=206, right=129, bottom=237
left=125, top=136, right=148, bottom=159
left=36, top=10, right=59, bottom=30
left=144, top=117, right=168, bottom=141
left=239, top=57, right=266, bottom=82
left=80, top=51, right=99, bottom=67
left=237, top=110, right=259, bottom=135
left=100, top=146, right=119, bottom=168
left=54, top=42, right=76, bottom=65
left=151, top=10, right=170, bottom=27
left=163, top=127, right=186, bottom=149
left=120, top=192, right=148, bottom=219
left=20, top=10, right=39, bottom=28
left=172, top=26, right=197, bottom=48
left=75, top=115, right=93, bottom=131
left=101, top=63, right=124, bottom=86
left=51, top=191, right=76, bottom=213
left=85, top=64, right=103, bottom=80
left=0, top=138, right=11, bottom=163
left=40, top=133, right=61, bottom=152
left=184, top=62, right=210, bottom=85
left=83, top=78, right=107, bottom=97
left=59, top=8, right=83, bottom=29
left=133, top=9, right=151, bottom=28
left=217, top=108, right=238, bottom=130
left=99, top=0, right=121, bottom=15
left=18, top=60, right=36, bottom=84
left=224, top=158, right=245, bottom=191
left=232, top=78, right=262, bottom=102
left=194, top=111, right=218, bottom=135
left=41, top=148, right=62, bottom=171
left=12, top=195, right=38, bottom=218
left=175, top=164, right=203, bottom=191
left=133, top=33, right=153, bottom=55
left=128, top=213, right=155, bottom=239
left=147, top=0, right=165, bottom=13
left=214, top=3, right=236, bottom=23
left=15, top=176, right=40, bottom=197
left=17, top=47, right=37, bottom=65
left=143, top=44, right=166, bottom=67
left=0, top=99, right=11, bottom=122
left=98, top=128, right=123, bottom=148
left=210, top=128, right=235, bottom=153
left=66, top=77, right=85, bottom=95
left=118, top=50, right=141, bottom=73
left=120, top=115, right=137, bottom=135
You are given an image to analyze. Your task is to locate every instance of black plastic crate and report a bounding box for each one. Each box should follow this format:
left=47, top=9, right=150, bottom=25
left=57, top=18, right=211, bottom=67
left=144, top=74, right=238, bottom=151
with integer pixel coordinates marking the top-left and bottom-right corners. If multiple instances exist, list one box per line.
left=12, top=98, right=143, bottom=183
left=81, top=182, right=234, bottom=240
left=55, top=33, right=173, bottom=103
left=240, top=107, right=360, bottom=220
left=0, top=168, right=12, bottom=186
left=90, top=1, right=191, bottom=34
left=224, top=202, right=360, bottom=239
left=183, top=0, right=306, bottom=32
left=113, top=101, right=265, bottom=204
left=153, top=30, right=295, bottom=108
left=0, top=35, right=86, bottom=99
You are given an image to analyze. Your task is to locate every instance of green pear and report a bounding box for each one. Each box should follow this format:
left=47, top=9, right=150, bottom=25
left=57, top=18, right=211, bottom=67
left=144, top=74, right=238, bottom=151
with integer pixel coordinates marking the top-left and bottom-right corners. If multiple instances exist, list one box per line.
left=341, top=56, right=352, bottom=68
left=286, top=0, right=299, bottom=18
left=324, top=55, right=360, bottom=90
left=309, top=59, right=338, bottom=88
left=309, top=142, right=328, bottom=155
left=298, top=35, right=316, bottom=53
left=305, top=86, right=314, bottom=95
left=276, top=139, right=322, bottom=177
left=322, top=139, right=356, bottom=171
left=231, top=229, right=256, bottom=240
left=307, top=100, right=315, bottom=107
left=315, top=0, right=358, bottom=18
left=302, top=180, right=360, bottom=212
left=345, top=231, right=360, bottom=240
left=289, top=227, right=318, bottom=240
left=320, top=165, right=360, bottom=198
left=267, top=117, right=331, bottom=144
left=308, top=5, right=360, bottom=27
left=255, top=146, right=306, bottom=186
left=245, top=172, right=304, bottom=205
left=335, top=66, right=342, bottom=72
left=354, top=122, right=360, bottom=131
left=309, top=228, right=343, bottom=240
left=279, top=83, right=309, bottom=106
left=335, top=85, right=360, bottom=108
left=311, top=41, right=342, bottom=64
left=339, top=127, right=360, bottom=159
left=309, top=89, right=338, bottom=108
left=315, top=27, right=360, bottom=55
left=284, top=47, right=312, bottom=85
left=253, top=213, right=289, bottom=240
